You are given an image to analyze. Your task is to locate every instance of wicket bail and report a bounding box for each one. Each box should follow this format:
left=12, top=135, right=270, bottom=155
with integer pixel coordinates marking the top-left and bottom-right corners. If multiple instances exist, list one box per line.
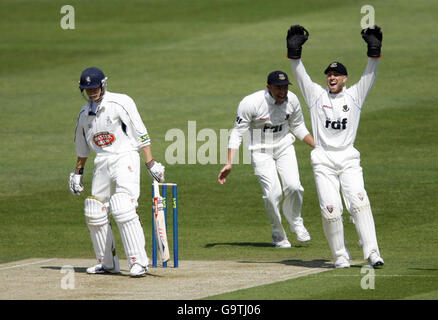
left=151, top=183, right=179, bottom=268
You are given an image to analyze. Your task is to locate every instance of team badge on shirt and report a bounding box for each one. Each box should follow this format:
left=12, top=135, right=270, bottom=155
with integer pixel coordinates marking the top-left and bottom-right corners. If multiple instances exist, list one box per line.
left=93, top=132, right=116, bottom=147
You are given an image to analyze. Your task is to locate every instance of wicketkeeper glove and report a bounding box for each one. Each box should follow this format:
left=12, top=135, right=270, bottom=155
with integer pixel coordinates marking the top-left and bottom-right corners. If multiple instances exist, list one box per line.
left=361, top=25, right=383, bottom=57
left=69, top=168, right=84, bottom=195
left=286, top=24, right=309, bottom=59
left=146, top=160, right=165, bottom=183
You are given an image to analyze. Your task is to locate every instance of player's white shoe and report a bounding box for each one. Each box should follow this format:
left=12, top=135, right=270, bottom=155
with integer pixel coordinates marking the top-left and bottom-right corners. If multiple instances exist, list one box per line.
left=87, top=256, right=120, bottom=274
left=273, top=239, right=292, bottom=248
left=334, top=256, right=350, bottom=268
left=368, top=251, right=384, bottom=267
left=290, top=224, right=311, bottom=242
left=130, top=263, right=147, bottom=277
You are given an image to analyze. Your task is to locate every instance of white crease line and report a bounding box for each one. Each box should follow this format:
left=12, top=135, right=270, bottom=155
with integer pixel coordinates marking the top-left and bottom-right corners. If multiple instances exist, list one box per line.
left=0, top=258, right=57, bottom=271
left=327, top=274, right=438, bottom=277
left=293, top=268, right=329, bottom=277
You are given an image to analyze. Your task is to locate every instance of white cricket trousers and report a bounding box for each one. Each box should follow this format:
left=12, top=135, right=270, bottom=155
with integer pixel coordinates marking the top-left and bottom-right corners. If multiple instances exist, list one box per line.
left=87, top=151, right=148, bottom=268
left=311, top=146, right=381, bottom=261
left=252, top=142, right=305, bottom=242
left=92, top=151, right=141, bottom=203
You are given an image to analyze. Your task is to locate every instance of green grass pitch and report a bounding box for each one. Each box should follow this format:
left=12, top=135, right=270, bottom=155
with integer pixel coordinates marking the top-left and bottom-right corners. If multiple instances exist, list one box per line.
left=1, top=0, right=437, bottom=300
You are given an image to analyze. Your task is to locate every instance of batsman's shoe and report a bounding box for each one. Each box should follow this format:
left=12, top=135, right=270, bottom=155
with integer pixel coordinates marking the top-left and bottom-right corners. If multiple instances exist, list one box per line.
left=273, top=239, right=292, bottom=248
left=86, top=256, right=120, bottom=275
left=368, top=251, right=384, bottom=267
left=334, top=256, right=350, bottom=269
left=290, top=224, right=311, bottom=242
left=129, top=263, right=147, bottom=277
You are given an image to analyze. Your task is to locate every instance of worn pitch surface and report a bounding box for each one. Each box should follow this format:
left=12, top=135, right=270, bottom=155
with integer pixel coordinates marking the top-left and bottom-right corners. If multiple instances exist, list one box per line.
left=0, top=258, right=339, bottom=300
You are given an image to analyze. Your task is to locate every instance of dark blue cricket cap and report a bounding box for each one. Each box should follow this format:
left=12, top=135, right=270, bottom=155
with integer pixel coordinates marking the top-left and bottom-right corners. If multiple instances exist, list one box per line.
left=79, top=67, right=106, bottom=90
left=324, top=62, right=348, bottom=76
left=267, top=70, right=291, bottom=86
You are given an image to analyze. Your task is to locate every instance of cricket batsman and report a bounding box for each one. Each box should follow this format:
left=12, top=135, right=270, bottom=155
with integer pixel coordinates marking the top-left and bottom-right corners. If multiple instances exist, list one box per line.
left=69, top=67, right=165, bottom=277
left=218, top=70, right=315, bottom=248
left=286, top=24, right=384, bottom=267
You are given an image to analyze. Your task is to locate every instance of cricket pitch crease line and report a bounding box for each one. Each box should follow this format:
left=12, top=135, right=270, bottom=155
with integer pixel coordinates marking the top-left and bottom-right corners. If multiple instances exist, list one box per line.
left=325, top=274, right=438, bottom=278
left=0, top=258, right=57, bottom=271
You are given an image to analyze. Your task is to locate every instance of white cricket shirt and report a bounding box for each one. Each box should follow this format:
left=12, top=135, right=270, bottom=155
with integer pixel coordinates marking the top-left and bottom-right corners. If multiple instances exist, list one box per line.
left=228, top=89, right=310, bottom=150
left=290, top=58, right=379, bottom=150
left=74, top=91, right=150, bottom=157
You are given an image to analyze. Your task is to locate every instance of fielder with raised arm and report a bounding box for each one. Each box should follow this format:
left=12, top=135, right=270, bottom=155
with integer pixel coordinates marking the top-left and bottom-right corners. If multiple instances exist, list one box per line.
left=218, top=71, right=315, bottom=248
left=286, top=24, right=384, bottom=267
left=69, top=67, right=165, bottom=277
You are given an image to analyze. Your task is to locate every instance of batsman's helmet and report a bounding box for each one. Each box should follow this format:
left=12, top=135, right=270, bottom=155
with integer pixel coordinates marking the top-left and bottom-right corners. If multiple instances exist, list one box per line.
left=79, top=67, right=107, bottom=91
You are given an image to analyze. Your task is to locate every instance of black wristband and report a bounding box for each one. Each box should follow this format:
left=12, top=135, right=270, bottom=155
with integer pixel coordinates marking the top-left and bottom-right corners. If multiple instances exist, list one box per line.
left=74, top=168, right=84, bottom=175
left=145, top=159, right=155, bottom=169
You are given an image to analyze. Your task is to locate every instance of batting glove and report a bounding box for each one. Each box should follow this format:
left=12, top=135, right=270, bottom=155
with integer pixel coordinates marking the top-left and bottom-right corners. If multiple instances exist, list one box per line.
left=361, top=25, right=382, bottom=57
left=146, top=160, right=165, bottom=183
left=286, top=24, right=309, bottom=59
left=69, top=170, right=84, bottom=195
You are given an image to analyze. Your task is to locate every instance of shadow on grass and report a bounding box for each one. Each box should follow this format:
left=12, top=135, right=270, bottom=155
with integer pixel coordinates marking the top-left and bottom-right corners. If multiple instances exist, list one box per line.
left=238, top=259, right=332, bottom=269
left=408, top=268, right=438, bottom=271
left=239, top=259, right=366, bottom=269
left=205, top=242, right=310, bottom=248
left=205, top=242, right=272, bottom=248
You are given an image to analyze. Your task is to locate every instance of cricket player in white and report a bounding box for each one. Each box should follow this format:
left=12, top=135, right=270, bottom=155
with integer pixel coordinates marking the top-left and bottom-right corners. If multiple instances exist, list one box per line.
left=218, top=71, right=315, bottom=248
left=69, top=67, right=165, bottom=277
left=286, top=25, right=384, bottom=267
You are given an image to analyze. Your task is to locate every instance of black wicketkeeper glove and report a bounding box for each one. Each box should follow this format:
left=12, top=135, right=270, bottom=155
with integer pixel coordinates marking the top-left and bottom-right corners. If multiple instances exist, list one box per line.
left=361, top=25, right=383, bottom=57
left=286, top=25, right=309, bottom=59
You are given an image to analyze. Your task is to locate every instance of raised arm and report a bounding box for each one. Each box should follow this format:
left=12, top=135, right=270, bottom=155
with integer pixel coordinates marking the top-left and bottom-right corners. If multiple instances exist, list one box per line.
left=349, top=58, right=380, bottom=107
left=349, top=26, right=383, bottom=106
left=287, top=25, right=324, bottom=108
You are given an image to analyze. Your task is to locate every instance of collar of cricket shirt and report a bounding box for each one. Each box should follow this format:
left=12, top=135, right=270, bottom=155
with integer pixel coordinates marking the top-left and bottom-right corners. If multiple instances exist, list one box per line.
left=88, top=101, right=101, bottom=116
left=264, top=88, right=288, bottom=106
left=327, top=86, right=346, bottom=99
left=88, top=92, right=106, bottom=115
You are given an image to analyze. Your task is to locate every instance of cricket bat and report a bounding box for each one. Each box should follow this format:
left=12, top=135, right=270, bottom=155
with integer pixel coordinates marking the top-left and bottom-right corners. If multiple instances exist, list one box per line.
left=153, top=180, right=170, bottom=263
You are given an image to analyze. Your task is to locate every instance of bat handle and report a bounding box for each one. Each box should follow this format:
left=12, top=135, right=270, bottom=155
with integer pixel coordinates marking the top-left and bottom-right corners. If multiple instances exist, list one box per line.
left=153, top=180, right=160, bottom=196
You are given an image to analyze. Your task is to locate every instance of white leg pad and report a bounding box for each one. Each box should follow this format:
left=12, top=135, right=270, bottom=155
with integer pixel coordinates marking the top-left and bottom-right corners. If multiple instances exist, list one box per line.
left=110, top=193, right=148, bottom=267
left=321, top=206, right=350, bottom=261
left=349, top=193, right=380, bottom=259
left=84, top=197, right=117, bottom=268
